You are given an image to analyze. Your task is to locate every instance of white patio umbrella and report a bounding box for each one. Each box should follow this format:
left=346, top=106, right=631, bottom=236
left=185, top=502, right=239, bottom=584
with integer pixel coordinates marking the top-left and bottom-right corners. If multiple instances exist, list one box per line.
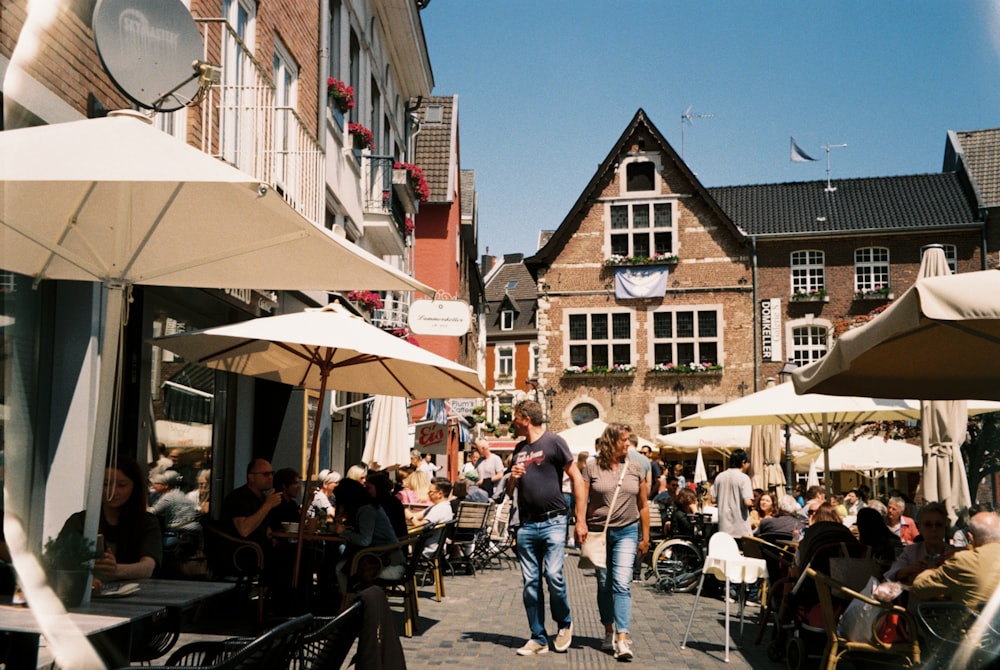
left=557, top=419, right=654, bottom=455
left=694, top=448, right=708, bottom=485
left=154, top=303, right=484, bottom=583
left=361, top=395, right=412, bottom=470
left=792, top=435, right=922, bottom=474
left=0, top=113, right=435, bottom=608
left=806, top=459, right=820, bottom=488
left=657, top=424, right=817, bottom=454
left=674, top=381, right=1000, bottom=497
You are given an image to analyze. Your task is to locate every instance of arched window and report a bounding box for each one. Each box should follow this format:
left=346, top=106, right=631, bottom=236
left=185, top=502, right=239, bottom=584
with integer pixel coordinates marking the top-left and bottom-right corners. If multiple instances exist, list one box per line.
left=571, top=404, right=599, bottom=425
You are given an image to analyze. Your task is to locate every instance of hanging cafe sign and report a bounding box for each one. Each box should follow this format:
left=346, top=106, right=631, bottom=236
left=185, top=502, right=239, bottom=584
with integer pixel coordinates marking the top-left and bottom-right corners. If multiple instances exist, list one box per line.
left=408, top=299, right=471, bottom=336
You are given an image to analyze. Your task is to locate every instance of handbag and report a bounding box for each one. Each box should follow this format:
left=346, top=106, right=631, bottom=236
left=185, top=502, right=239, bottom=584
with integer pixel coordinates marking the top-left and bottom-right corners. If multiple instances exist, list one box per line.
left=578, top=462, right=629, bottom=570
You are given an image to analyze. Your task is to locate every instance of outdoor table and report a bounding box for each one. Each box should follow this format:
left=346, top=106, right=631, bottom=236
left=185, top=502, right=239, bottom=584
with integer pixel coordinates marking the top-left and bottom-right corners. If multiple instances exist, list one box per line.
left=270, top=532, right=344, bottom=590
left=0, top=597, right=167, bottom=669
left=122, top=578, right=235, bottom=612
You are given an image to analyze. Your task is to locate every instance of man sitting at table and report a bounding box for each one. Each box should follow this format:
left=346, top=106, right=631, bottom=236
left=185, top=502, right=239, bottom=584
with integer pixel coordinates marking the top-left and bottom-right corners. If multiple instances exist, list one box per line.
left=222, top=459, right=282, bottom=549
left=410, top=477, right=454, bottom=558
left=910, top=510, right=1000, bottom=609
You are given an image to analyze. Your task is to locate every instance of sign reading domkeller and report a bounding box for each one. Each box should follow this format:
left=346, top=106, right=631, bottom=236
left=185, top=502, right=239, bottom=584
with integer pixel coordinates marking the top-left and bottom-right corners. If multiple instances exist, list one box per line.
left=760, top=298, right=783, bottom=362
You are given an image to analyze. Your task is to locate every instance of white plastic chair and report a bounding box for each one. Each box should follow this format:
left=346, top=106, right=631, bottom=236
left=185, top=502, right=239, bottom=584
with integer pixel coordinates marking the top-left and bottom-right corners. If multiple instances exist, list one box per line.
left=680, top=532, right=767, bottom=662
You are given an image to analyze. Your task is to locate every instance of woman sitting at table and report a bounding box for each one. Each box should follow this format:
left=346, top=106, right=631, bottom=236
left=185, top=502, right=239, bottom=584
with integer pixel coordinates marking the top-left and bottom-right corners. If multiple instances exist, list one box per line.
left=396, top=469, right=431, bottom=508
left=755, top=494, right=805, bottom=541
left=60, top=453, right=163, bottom=589
left=331, top=479, right=404, bottom=597
left=367, top=472, right=408, bottom=540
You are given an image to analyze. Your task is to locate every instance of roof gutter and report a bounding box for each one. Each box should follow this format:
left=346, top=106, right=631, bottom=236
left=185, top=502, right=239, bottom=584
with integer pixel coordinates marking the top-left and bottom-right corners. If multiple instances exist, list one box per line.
left=748, top=222, right=984, bottom=241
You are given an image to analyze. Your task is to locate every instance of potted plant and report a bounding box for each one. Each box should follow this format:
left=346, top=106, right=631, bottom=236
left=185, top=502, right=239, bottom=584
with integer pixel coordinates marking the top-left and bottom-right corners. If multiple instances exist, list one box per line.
left=42, top=533, right=97, bottom=607
left=347, top=290, right=383, bottom=312
left=326, top=78, right=355, bottom=115
left=393, top=162, right=431, bottom=202
left=348, top=122, right=375, bottom=151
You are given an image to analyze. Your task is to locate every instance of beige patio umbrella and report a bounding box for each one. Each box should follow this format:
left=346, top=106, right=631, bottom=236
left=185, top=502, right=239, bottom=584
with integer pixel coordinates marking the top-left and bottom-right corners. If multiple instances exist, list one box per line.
left=153, top=303, right=484, bottom=583
left=917, top=246, right=971, bottom=521
left=674, top=381, right=1000, bottom=498
left=791, top=268, right=1000, bottom=401
left=1, top=112, right=435, bottom=622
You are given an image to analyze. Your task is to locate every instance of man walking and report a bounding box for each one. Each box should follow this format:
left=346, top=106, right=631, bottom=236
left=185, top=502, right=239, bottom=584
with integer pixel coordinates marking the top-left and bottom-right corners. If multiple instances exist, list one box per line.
left=474, top=439, right=504, bottom=498
left=507, top=400, right=585, bottom=656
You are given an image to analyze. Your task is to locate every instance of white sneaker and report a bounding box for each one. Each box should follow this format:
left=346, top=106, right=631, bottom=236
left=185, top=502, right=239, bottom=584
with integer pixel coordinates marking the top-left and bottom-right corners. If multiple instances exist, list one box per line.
left=553, top=623, right=573, bottom=652
left=516, top=640, right=548, bottom=656
left=601, top=631, right=615, bottom=652
left=614, top=636, right=633, bottom=661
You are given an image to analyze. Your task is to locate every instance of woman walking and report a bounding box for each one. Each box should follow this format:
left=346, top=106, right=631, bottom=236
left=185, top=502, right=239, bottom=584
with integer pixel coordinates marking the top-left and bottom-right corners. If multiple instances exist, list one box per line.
left=575, top=423, right=650, bottom=661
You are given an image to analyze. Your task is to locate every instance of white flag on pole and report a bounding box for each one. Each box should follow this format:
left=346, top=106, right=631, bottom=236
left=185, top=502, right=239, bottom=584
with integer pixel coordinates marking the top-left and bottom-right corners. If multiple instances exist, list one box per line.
left=790, top=137, right=818, bottom=162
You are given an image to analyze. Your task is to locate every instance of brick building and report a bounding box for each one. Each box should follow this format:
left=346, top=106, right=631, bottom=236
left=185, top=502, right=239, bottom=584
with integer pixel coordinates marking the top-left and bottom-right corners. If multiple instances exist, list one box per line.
left=525, top=109, right=755, bottom=440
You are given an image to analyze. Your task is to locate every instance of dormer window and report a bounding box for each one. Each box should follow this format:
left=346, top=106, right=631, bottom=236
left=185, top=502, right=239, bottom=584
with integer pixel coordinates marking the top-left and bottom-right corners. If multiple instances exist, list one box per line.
left=501, top=310, right=515, bottom=330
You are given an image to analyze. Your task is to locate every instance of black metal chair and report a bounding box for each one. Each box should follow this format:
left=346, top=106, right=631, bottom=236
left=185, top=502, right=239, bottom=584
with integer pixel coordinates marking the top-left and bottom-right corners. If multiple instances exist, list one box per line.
left=350, top=529, right=425, bottom=637
left=114, top=613, right=313, bottom=669
left=416, top=520, right=455, bottom=601
left=201, top=518, right=265, bottom=624
left=290, top=601, right=363, bottom=670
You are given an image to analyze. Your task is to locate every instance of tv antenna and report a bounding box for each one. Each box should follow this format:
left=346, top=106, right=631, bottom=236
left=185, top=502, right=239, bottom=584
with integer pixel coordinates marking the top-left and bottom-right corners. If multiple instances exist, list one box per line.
left=681, top=106, right=715, bottom=159
left=822, top=143, right=848, bottom=192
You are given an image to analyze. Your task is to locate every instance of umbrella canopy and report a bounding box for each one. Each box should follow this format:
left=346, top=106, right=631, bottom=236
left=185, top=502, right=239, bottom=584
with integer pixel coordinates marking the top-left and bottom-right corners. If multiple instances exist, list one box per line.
left=657, top=424, right=816, bottom=454
left=361, top=395, right=411, bottom=470
left=152, top=304, right=484, bottom=401
left=792, top=435, right=922, bottom=474
left=791, top=268, right=1000, bottom=401
left=0, top=112, right=433, bottom=294
left=674, top=381, right=1000, bottom=497
left=557, top=419, right=654, bottom=455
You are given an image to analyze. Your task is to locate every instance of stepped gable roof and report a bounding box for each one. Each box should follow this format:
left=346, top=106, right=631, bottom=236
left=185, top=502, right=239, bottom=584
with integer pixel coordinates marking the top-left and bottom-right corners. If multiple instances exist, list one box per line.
left=525, top=108, right=743, bottom=275
left=950, top=127, right=1000, bottom=207
left=413, top=95, right=457, bottom=203
left=709, top=173, right=979, bottom=237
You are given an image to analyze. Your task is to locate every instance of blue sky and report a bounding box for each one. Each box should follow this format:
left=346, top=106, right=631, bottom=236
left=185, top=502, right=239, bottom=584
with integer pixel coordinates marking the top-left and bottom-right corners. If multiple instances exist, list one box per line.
left=421, top=1, right=1000, bottom=259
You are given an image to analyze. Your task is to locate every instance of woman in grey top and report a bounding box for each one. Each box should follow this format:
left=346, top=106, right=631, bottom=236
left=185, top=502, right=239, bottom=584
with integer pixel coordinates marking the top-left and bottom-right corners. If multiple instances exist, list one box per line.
left=575, top=423, right=650, bottom=662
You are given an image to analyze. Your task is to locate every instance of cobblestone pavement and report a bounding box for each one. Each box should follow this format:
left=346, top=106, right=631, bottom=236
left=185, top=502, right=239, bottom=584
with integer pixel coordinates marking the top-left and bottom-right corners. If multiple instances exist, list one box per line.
left=398, top=546, right=786, bottom=669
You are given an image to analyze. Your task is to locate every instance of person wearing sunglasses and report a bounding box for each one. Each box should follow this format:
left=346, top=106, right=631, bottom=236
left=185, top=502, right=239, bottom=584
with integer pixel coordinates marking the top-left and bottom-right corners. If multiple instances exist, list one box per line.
left=885, top=501, right=956, bottom=585
left=222, top=458, right=282, bottom=549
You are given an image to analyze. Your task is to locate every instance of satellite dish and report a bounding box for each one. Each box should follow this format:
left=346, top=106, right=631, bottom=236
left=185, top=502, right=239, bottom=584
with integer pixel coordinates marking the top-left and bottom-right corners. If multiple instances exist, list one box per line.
left=93, top=0, right=204, bottom=112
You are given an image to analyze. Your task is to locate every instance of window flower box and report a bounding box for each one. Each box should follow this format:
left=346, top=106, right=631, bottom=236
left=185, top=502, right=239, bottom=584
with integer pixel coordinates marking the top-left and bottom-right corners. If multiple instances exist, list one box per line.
left=854, top=287, right=893, bottom=301
left=604, top=253, right=679, bottom=267
left=790, top=290, right=829, bottom=303
left=347, top=290, right=383, bottom=312
left=348, top=122, right=375, bottom=151
left=647, top=362, right=723, bottom=376
left=563, top=364, right=637, bottom=378
left=327, top=78, right=355, bottom=115
left=393, top=162, right=430, bottom=202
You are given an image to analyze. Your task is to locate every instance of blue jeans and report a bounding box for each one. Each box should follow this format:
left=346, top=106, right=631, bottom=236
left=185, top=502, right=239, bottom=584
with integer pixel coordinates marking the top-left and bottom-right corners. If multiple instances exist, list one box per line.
left=516, top=516, right=571, bottom=645
left=594, top=522, right=639, bottom=634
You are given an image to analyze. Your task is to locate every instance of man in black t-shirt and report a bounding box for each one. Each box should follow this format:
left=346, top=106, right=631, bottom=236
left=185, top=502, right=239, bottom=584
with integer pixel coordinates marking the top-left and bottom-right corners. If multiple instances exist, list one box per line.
left=507, top=400, right=586, bottom=656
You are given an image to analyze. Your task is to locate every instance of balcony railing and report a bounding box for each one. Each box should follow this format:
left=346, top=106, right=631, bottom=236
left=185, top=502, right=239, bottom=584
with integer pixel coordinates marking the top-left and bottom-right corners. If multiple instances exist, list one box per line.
left=363, top=155, right=410, bottom=240
left=195, top=18, right=324, bottom=226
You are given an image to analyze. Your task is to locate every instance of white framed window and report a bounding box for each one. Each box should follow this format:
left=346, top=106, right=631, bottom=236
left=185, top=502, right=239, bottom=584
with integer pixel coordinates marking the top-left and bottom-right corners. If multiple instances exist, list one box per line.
left=500, top=310, right=515, bottom=330
left=921, top=244, right=957, bottom=274
left=787, top=318, right=831, bottom=366
left=854, top=247, right=890, bottom=293
left=496, top=346, right=514, bottom=378
left=651, top=307, right=722, bottom=367
left=272, top=37, right=299, bottom=189
left=566, top=310, right=634, bottom=370
left=790, top=250, right=825, bottom=295
left=221, top=0, right=256, bottom=166
left=607, top=200, right=675, bottom=259
left=529, top=343, right=539, bottom=379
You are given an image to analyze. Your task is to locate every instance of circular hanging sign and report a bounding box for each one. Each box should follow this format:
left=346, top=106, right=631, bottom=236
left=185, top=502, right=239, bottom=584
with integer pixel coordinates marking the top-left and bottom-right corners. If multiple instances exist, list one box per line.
left=408, top=299, right=471, bottom=336
left=93, top=0, right=203, bottom=111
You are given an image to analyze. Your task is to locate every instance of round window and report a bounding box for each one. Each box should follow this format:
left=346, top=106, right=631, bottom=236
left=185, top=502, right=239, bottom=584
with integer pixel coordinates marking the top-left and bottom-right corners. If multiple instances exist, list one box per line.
left=571, top=403, right=599, bottom=425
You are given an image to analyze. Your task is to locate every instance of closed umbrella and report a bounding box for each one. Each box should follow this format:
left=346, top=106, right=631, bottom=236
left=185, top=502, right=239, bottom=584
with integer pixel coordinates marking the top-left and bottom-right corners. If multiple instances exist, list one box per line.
left=362, top=395, right=412, bottom=470
left=807, top=459, right=820, bottom=489
left=749, top=425, right=766, bottom=490
left=917, top=246, right=971, bottom=522
left=694, top=448, right=708, bottom=485
left=153, top=303, right=484, bottom=583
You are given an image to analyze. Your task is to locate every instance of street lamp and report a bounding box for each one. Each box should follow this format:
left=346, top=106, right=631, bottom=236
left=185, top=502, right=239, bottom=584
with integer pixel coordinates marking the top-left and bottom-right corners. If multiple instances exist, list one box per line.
left=779, top=359, right=799, bottom=493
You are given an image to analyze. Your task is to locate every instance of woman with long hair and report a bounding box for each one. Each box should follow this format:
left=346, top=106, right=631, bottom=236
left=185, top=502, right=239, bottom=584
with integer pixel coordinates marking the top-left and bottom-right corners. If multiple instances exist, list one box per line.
left=576, top=423, right=650, bottom=661
left=60, top=453, right=162, bottom=587
left=397, top=469, right=431, bottom=506
left=670, top=487, right=699, bottom=538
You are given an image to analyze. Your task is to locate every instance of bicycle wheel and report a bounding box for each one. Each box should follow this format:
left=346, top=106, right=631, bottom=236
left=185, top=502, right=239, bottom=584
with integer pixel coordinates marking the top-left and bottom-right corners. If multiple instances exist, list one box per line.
left=651, top=539, right=702, bottom=593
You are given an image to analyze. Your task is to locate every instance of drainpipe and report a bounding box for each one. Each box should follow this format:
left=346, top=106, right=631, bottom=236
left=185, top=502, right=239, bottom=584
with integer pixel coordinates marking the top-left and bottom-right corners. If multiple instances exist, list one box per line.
left=317, top=0, right=329, bottom=151
left=751, top=236, right=760, bottom=391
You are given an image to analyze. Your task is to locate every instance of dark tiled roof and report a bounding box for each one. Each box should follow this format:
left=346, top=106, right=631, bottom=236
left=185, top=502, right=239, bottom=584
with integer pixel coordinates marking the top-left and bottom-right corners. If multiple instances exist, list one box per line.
left=413, top=95, right=456, bottom=203
left=708, top=173, right=978, bottom=237
left=953, top=128, right=1000, bottom=207
left=484, top=260, right=536, bottom=302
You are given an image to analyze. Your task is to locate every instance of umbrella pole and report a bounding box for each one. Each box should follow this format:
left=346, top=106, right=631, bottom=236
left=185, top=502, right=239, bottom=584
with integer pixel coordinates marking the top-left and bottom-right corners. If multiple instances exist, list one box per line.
left=292, top=357, right=332, bottom=589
